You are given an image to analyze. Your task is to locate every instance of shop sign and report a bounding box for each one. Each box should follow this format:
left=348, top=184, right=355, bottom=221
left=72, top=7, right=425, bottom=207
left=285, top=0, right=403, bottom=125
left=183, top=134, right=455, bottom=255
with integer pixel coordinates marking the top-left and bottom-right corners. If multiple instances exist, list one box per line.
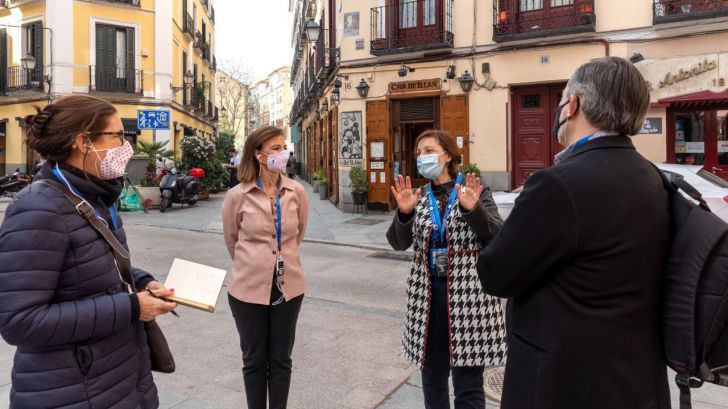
left=388, top=79, right=441, bottom=94
left=637, top=53, right=726, bottom=101
left=719, top=141, right=728, bottom=153
left=650, top=59, right=718, bottom=90
left=640, top=117, right=663, bottom=134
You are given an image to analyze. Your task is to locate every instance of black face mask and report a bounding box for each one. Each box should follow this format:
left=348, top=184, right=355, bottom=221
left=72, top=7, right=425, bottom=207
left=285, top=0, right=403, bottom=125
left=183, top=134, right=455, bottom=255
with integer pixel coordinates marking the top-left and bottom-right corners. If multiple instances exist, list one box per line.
left=552, top=97, right=580, bottom=141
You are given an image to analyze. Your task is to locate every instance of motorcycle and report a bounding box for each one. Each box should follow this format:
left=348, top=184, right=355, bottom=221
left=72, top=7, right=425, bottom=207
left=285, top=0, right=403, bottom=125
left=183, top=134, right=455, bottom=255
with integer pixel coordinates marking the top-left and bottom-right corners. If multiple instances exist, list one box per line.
left=158, top=166, right=204, bottom=213
left=0, top=169, right=31, bottom=197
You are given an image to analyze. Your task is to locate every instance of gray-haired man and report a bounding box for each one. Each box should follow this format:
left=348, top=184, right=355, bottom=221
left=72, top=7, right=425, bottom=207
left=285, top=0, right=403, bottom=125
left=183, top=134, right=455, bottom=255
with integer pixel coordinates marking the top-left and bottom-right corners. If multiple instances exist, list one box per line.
left=477, top=57, right=671, bottom=409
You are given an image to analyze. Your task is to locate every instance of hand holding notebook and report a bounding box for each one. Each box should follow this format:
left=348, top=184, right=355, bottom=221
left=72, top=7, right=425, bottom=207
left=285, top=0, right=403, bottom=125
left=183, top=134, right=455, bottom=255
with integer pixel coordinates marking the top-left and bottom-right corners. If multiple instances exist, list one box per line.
left=163, top=259, right=227, bottom=313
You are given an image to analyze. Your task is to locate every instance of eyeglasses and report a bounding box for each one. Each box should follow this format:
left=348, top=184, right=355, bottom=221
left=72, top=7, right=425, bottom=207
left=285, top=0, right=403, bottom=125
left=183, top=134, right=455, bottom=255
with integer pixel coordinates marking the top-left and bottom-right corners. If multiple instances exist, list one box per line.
left=86, top=131, right=126, bottom=145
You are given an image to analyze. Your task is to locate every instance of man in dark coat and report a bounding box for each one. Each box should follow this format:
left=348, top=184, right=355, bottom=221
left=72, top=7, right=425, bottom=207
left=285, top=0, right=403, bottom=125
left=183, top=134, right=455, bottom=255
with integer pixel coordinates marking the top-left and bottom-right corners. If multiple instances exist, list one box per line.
left=477, top=57, right=671, bottom=409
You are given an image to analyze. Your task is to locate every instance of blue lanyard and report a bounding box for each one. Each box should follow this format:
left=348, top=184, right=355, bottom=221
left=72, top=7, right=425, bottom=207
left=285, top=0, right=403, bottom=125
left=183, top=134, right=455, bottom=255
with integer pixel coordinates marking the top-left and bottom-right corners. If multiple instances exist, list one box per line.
left=572, top=133, right=595, bottom=150
left=258, top=178, right=282, bottom=251
left=427, top=173, right=463, bottom=244
left=51, top=167, right=120, bottom=237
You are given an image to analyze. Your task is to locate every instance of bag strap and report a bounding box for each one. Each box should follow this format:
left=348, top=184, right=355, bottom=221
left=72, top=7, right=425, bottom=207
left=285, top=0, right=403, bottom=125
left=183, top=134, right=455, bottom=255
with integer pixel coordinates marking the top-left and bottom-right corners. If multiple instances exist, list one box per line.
left=35, top=179, right=137, bottom=292
left=651, top=164, right=711, bottom=211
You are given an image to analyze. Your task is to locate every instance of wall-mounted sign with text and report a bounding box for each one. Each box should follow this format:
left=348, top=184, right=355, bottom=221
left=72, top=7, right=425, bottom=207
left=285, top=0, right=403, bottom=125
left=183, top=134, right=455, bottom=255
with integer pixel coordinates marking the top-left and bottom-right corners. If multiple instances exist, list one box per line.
left=636, top=53, right=727, bottom=102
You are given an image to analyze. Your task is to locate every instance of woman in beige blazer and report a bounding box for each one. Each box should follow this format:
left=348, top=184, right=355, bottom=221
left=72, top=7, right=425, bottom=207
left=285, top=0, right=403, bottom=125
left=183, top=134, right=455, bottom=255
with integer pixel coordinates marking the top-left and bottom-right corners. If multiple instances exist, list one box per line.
left=222, top=125, right=309, bottom=409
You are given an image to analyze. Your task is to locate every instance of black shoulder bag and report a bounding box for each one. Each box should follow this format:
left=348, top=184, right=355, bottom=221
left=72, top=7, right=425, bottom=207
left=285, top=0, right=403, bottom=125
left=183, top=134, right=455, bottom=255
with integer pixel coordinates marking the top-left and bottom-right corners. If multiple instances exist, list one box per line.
left=36, top=179, right=176, bottom=373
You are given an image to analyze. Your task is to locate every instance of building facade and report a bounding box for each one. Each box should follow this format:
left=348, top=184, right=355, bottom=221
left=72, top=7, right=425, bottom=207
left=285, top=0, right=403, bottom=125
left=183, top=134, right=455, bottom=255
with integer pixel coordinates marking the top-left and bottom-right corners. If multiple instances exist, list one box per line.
left=251, top=65, right=294, bottom=145
left=289, top=0, right=728, bottom=211
left=216, top=68, right=248, bottom=148
left=0, top=0, right=219, bottom=175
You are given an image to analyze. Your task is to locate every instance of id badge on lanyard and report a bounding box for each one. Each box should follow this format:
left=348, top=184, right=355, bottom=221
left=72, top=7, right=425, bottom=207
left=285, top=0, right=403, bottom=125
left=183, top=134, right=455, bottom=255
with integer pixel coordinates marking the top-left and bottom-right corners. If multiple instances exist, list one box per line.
left=426, top=174, right=462, bottom=276
left=260, top=178, right=284, bottom=277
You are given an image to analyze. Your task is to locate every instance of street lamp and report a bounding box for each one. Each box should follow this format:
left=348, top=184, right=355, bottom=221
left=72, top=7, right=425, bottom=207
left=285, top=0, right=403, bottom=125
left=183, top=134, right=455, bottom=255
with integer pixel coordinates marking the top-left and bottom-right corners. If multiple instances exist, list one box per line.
left=458, top=70, right=475, bottom=92
left=322, top=99, right=329, bottom=112
left=220, top=107, right=228, bottom=117
left=331, top=87, right=340, bottom=102
left=21, top=53, right=36, bottom=70
left=356, top=79, right=369, bottom=98
left=304, top=20, right=321, bottom=45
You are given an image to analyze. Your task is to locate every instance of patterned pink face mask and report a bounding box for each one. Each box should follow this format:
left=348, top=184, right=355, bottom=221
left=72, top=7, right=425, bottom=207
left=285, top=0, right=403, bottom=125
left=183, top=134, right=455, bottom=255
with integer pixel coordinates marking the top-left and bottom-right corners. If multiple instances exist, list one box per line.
left=90, top=141, right=134, bottom=180
left=260, top=149, right=290, bottom=173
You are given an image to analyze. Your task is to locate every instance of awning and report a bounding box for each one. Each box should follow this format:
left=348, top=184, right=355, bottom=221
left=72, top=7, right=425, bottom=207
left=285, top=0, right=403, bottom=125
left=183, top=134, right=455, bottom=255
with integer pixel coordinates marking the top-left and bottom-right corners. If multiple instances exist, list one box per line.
left=657, top=89, right=728, bottom=110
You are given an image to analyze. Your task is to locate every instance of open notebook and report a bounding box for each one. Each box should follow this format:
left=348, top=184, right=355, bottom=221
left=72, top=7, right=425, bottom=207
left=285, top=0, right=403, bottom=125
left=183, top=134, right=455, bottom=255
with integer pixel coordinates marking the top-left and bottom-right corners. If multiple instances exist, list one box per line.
left=163, top=259, right=227, bottom=313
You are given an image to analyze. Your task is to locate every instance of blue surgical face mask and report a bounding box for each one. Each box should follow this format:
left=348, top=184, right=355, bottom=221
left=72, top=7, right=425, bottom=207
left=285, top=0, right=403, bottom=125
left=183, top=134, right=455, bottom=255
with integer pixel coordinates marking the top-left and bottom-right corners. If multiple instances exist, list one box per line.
left=417, top=153, right=445, bottom=180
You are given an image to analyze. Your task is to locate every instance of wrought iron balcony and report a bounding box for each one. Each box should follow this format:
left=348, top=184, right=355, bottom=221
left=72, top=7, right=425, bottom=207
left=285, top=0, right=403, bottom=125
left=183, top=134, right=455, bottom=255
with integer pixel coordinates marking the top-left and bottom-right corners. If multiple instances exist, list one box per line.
left=184, top=14, right=195, bottom=39
left=90, top=65, right=143, bottom=94
left=315, top=29, right=339, bottom=82
left=370, top=0, right=454, bottom=56
left=493, top=0, right=596, bottom=42
left=653, top=0, right=728, bottom=23
left=0, top=65, right=44, bottom=94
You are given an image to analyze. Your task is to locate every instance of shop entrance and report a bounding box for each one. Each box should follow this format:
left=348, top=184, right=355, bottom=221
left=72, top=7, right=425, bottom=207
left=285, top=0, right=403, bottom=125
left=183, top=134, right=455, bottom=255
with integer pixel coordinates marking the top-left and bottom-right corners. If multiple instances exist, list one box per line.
left=395, top=121, right=434, bottom=188
left=663, top=90, right=728, bottom=182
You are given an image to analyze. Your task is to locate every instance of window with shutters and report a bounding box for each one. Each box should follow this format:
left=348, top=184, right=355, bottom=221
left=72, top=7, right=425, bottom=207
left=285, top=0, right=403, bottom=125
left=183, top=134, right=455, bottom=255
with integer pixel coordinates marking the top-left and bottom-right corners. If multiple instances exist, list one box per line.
left=21, top=21, right=43, bottom=87
left=94, top=24, right=137, bottom=93
left=371, top=0, right=453, bottom=56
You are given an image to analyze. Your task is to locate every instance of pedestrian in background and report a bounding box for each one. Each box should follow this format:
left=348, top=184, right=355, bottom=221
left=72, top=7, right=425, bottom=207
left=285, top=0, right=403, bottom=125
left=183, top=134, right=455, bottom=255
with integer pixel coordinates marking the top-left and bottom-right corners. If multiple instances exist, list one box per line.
left=222, top=125, right=309, bottom=409
left=286, top=151, right=297, bottom=179
left=226, top=148, right=241, bottom=188
left=477, top=57, right=670, bottom=409
left=387, top=130, right=506, bottom=409
left=0, top=95, right=176, bottom=409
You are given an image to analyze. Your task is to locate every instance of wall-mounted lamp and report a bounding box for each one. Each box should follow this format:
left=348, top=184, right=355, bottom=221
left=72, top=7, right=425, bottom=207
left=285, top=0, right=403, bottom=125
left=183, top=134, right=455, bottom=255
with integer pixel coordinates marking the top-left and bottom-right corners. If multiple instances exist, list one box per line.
left=304, top=20, right=321, bottom=44
left=446, top=65, right=456, bottom=80
left=459, top=70, right=474, bottom=92
left=630, top=52, right=645, bottom=64
left=356, top=79, right=370, bottom=98
left=398, top=64, right=415, bottom=78
left=322, top=99, right=329, bottom=112
left=332, top=87, right=340, bottom=101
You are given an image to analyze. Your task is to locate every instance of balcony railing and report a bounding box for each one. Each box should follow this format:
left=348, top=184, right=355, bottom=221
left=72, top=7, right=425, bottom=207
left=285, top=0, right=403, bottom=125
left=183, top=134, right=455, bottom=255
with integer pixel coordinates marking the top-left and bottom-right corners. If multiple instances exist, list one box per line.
left=0, top=65, right=44, bottom=94
left=202, top=44, right=211, bottom=63
left=493, top=0, right=596, bottom=42
left=184, top=14, right=195, bottom=38
left=653, top=0, right=728, bottom=23
left=210, top=56, right=217, bottom=71
left=207, top=101, right=214, bottom=118
left=90, top=65, right=143, bottom=94
left=102, top=0, right=140, bottom=6
left=370, top=0, right=454, bottom=56
left=315, top=29, right=339, bottom=82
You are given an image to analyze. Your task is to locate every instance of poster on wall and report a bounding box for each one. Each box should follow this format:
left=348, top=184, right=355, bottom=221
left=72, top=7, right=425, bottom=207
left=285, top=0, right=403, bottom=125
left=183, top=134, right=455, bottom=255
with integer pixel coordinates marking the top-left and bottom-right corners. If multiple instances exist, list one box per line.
left=340, top=111, right=363, bottom=166
left=640, top=118, right=663, bottom=135
left=344, top=12, right=360, bottom=37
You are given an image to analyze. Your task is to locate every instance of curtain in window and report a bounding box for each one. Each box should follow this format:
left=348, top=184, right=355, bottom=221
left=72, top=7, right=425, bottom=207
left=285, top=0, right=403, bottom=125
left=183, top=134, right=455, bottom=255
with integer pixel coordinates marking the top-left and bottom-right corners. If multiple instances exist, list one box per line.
left=400, top=0, right=417, bottom=29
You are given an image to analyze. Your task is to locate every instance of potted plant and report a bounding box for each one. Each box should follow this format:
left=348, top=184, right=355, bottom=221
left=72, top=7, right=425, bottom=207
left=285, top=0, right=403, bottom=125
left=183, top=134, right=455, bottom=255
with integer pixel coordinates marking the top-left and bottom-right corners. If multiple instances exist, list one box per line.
left=349, top=165, right=367, bottom=205
left=461, top=163, right=481, bottom=177
left=315, top=168, right=328, bottom=200
left=133, top=141, right=175, bottom=207
left=312, top=172, right=320, bottom=193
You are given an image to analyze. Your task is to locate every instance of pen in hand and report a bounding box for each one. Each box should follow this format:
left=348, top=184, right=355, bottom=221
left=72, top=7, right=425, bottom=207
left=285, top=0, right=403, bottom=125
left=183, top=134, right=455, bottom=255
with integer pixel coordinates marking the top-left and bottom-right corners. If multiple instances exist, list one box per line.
left=146, top=288, right=180, bottom=318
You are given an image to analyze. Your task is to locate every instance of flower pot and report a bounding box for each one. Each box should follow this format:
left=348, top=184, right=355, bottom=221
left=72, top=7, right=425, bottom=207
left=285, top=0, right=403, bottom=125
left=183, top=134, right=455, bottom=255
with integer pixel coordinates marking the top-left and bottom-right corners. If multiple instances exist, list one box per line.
left=198, top=188, right=210, bottom=200
left=352, top=191, right=367, bottom=205
left=318, top=185, right=328, bottom=200
left=313, top=183, right=320, bottom=193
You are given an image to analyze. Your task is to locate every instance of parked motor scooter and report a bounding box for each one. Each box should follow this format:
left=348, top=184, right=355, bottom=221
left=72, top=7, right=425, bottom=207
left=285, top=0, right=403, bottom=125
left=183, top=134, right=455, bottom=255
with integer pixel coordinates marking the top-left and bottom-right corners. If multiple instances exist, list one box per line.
left=0, top=169, right=31, bottom=197
left=158, top=167, right=204, bottom=212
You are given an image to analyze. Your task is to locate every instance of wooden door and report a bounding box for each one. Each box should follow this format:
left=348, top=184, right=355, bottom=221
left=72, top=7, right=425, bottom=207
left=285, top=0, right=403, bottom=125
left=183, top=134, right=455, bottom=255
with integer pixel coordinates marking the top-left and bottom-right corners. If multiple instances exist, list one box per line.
left=366, top=100, right=391, bottom=206
left=330, top=107, right=339, bottom=204
left=511, top=84, right=565, bottom=187
left=441, top=95, right=469, bottom=165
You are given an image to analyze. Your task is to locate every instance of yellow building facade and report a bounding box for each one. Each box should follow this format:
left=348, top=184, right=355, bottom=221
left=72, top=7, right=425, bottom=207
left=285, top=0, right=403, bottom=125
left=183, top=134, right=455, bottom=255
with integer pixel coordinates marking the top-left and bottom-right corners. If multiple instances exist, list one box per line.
left=290, top=0, right=728, bottom=210
left=0, top=0, right=218, bottom=175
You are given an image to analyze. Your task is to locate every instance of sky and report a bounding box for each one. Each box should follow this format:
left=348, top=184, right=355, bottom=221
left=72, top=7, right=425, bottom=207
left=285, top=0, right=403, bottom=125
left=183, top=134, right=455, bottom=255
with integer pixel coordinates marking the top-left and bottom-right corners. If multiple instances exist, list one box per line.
left=215, top=1, right=294, bottom=83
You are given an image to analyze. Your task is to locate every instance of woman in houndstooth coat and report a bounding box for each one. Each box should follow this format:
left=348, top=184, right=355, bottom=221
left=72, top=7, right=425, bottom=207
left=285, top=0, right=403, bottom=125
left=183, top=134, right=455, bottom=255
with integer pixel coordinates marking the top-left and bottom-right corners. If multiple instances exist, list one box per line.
left=387, top=130, right=507, bottom=409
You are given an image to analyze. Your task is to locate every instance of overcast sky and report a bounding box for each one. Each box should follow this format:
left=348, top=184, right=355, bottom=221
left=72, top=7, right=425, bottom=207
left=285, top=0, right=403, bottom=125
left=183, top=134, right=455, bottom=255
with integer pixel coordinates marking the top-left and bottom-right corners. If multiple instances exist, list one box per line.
left=215, top=1, right=294, bottom=83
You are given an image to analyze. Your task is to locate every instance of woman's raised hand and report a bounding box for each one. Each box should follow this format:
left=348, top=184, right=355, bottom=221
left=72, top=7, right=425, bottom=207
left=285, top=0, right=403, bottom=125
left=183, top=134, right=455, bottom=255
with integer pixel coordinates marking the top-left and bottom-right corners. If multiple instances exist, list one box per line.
left=455, top=173, right=484, bottom=212
left=390, top=175, right=421, bottom=215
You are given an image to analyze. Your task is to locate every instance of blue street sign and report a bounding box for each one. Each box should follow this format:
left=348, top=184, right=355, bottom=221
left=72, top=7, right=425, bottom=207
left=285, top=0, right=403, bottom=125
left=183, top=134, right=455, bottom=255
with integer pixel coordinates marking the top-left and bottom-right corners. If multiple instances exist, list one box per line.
left=137, top=109, right=171, bottom=130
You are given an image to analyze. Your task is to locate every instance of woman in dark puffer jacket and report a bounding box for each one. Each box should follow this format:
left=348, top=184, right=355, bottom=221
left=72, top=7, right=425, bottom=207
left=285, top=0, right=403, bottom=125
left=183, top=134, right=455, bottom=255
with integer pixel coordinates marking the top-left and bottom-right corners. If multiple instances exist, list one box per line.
left=0, top=95, right=177, bottom=409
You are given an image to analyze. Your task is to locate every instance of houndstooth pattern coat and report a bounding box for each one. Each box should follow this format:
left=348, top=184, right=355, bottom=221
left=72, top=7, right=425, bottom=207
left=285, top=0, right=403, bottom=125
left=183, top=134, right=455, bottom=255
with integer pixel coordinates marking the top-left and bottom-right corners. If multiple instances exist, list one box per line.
left=403, top=189, right=507, bottom=368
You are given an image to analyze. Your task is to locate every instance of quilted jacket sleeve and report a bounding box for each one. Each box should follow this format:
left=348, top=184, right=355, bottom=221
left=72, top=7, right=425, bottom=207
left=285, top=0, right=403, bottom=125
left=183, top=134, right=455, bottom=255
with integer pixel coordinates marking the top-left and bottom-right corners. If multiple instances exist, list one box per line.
left=0, top=192, right=135, bottom=347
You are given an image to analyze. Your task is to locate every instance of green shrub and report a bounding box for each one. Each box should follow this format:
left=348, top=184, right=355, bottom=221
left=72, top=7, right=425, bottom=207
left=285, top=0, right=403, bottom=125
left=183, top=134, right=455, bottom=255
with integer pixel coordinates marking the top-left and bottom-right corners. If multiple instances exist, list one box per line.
left=349, top=165, right=367, bottom=192
left=315, top=168, right=327, bottom=186
left=461, top=163, right=481, bottom=176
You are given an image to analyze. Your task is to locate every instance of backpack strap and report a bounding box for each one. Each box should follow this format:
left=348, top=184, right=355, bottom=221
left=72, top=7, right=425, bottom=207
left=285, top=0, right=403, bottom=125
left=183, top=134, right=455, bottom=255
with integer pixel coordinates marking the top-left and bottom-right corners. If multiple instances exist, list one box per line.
left=651, top=164, right=711, bottom=212
left=35, top=179, right=137, bottom=292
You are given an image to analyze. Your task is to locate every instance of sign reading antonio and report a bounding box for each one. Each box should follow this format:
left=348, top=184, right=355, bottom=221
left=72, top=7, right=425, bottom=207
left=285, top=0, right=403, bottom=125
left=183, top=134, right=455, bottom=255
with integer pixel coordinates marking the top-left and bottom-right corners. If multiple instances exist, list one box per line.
left=137, top=109, right=171, bottom=130
left=389, top=79, right=441, bottom=94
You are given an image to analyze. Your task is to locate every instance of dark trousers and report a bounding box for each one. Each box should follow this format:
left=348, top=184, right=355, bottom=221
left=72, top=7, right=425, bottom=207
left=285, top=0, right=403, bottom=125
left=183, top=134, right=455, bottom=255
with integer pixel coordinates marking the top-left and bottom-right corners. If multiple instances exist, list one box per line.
left=422, top=279, right=486, bottom=409
left=228, top=293, right=303, bottom=409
